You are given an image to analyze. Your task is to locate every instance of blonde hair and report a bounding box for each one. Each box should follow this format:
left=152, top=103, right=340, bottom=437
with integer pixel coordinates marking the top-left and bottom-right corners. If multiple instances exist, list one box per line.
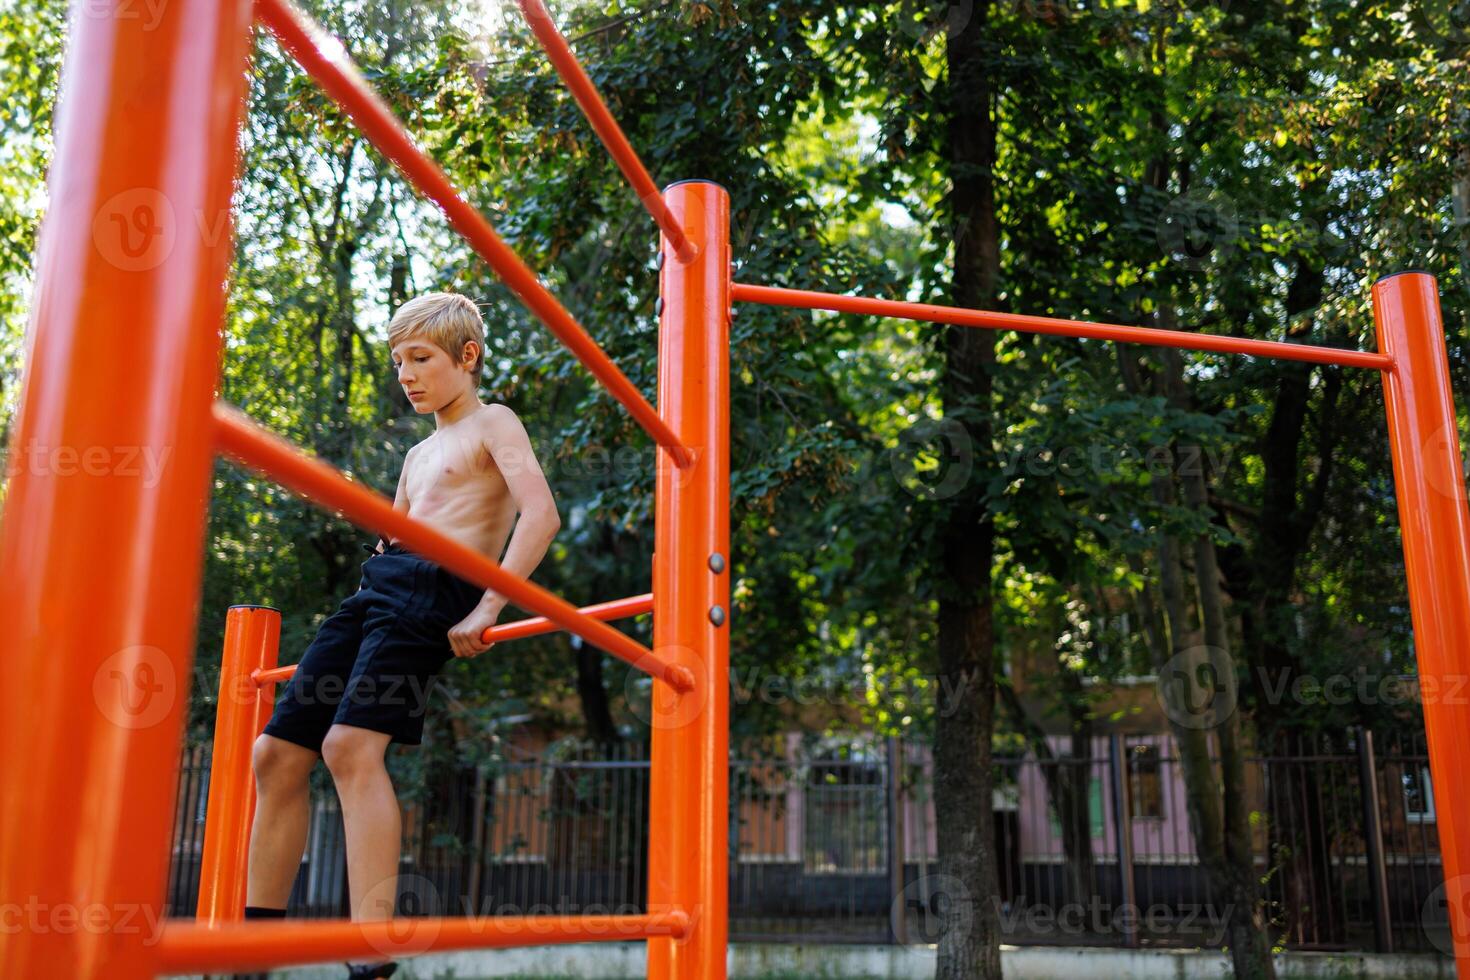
left=388, top=291, right=485, bottom=374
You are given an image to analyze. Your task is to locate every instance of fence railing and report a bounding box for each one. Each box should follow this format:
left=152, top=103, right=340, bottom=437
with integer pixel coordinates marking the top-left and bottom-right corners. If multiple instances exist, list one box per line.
left=164, top=730, right=1447, bottom=951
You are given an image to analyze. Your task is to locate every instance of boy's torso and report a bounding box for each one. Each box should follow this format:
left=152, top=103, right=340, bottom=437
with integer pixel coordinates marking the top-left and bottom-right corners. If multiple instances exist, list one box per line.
left=393, top=406, right=517, bottom=561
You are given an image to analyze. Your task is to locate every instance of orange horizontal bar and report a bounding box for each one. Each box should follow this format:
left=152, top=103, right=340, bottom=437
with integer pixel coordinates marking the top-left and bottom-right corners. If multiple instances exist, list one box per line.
left=252, top=592, right=653, bottom=686
left=731, top=282, right=1394, bottom=370
left=515, top=0, right=695, bottom=262
left=255, top=0, right=693, bottom=468
left=213, top=403, right=694, bottom=692
left=157, top=911, right=690, bottom=972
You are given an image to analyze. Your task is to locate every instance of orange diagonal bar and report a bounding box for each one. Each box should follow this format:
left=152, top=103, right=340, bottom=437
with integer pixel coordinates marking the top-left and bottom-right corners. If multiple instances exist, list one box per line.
left=251, top=592, right=654, bottom=686
left=213, top=402, right=694, bottom=692
left=731, top=282, right=1394, bottom=370
left=514, top=0, right=695, bottom=262
left=158, top=911, right=690, bottom=972
left=255, top=0, right=693, bottom=468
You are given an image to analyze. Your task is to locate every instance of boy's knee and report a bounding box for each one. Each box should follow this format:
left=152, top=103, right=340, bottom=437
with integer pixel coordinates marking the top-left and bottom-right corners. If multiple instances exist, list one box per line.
left=252, top=734, right=312, bottom=792
left=320, top=727, right=387, bottom=782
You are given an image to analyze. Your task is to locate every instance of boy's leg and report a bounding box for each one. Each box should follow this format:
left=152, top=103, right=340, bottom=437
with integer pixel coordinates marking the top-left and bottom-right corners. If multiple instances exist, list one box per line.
left=247, top=577, right=372, bottom=917
left=245, top=733, right=320, bottom=909
left=313, top=551, right=471, bottom=977
left=321, top=724, right=399, bottom=922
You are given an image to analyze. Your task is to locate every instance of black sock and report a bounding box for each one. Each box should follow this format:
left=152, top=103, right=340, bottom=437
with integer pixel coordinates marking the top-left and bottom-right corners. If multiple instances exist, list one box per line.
left=244, top=905, right=287, bottom=919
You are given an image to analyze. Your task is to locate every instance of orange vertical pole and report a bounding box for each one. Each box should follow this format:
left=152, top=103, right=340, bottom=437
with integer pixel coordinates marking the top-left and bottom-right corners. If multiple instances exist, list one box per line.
left=0, top=0, right=254, bottom=975
left=648, top=181, right=731, bottom=980
left=1372, top=271, right=1470, bottom=979
left=197, top=606, right=283, bottom=924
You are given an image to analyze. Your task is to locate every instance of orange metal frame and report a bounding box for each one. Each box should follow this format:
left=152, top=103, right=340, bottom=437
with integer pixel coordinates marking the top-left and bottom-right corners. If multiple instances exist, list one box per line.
left=0, top=0, right=1468, bottom=977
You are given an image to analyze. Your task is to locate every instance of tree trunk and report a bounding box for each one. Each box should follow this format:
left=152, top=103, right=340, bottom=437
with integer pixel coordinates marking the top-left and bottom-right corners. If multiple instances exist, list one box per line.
left=1164, top=350, right=1276, bottom=980
left=574, top=641, right=620, bottom=745
left=1121, top=338, right=1278, bottom=980
left=1226, top=252, right=1341, bottom=945
left=574, top=524, right=625, bottom=745
left=933, top=3, right=1002, bottom=976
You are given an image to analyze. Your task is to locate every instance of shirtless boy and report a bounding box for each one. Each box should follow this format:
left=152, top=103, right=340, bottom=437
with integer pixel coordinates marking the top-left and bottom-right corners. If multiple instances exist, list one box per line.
left=241, top=292, right=561, bottom=980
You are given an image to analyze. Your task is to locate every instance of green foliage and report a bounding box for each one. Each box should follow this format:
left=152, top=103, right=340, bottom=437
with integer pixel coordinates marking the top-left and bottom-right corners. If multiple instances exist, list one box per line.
left=3, top=0, right=1466, bottom=750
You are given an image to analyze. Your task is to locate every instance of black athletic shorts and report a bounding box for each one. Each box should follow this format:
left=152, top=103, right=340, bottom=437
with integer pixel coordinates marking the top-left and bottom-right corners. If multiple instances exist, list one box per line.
left=262, top=543, right=485, bottom=751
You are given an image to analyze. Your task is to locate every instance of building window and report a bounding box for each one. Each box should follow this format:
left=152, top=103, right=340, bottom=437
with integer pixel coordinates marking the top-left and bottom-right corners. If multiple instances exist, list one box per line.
left=1129, top=743, right=1164, bottom=820
left=1404, top=764, right=1436, bottom=824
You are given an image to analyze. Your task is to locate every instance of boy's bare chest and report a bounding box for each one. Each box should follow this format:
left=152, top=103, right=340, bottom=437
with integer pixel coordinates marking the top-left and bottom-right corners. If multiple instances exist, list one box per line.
left=404, top=432, right=505, bottom=506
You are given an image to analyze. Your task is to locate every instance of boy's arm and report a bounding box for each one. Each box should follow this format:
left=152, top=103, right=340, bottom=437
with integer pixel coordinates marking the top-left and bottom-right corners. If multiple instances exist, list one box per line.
left=448, top=406, right=559, bottom=657
left=476, top=405, right=560, bottom=615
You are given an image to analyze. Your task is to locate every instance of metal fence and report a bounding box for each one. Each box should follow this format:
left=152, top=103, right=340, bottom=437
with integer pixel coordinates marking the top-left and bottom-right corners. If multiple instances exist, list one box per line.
left=164, top=730, right=1448, bottom=951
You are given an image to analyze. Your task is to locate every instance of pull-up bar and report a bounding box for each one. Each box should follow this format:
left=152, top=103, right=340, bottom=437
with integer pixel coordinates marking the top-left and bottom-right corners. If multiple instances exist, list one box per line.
left=514, top=0, right=696, bottom=263
left=256, top=0, right=694, bottom=468
left=732, top=282, right=1394, bottom=371
left=159, top=911, right=689, bottom=972
left=213, top=402, right=695, bottom=693
left=250, top=592, right=655, bottom=686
